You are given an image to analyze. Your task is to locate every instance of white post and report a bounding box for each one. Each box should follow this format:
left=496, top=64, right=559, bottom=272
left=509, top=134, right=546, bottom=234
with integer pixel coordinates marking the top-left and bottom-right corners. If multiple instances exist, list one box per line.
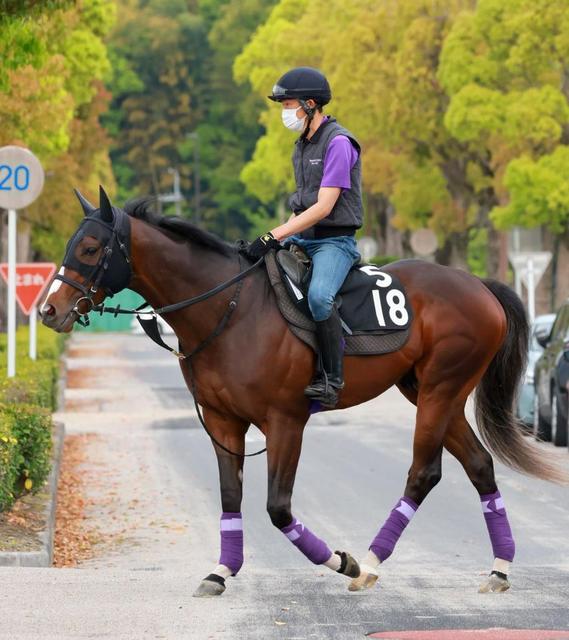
left=29, top=306, right=37, bottom=361
left=514, top=270, right=522, bottom=298
left=527, top=258, right=535, bottom=325
left=7, top=208, right=17, bottom=378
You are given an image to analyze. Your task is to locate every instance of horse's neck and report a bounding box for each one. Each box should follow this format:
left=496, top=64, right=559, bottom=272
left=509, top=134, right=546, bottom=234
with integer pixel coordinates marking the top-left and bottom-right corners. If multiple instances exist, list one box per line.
left=128, top=219, right=240, bottom=342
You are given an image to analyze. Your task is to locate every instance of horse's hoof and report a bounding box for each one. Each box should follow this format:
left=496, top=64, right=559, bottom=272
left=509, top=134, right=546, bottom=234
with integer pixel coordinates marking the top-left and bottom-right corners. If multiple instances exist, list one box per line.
left=478, top=573, right=510, bottom=594
left=192, top=575, right=226, bottom=597
left=335, top=550, right=361, bottom=579
left=348, top=570, right=379, bottom=592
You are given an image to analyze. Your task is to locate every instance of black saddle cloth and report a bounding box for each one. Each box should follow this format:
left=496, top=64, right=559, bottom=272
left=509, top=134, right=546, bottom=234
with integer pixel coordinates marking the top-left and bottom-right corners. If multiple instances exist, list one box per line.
left=276, top=248, right=413, bottom=335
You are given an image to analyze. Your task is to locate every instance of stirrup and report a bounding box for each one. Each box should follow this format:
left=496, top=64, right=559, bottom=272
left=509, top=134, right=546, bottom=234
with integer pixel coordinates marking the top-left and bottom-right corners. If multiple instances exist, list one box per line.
left=304, top=374, right=343, bottom=407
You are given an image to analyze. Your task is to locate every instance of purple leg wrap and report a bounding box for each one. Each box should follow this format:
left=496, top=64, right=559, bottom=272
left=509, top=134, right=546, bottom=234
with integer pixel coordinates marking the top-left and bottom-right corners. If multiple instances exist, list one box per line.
left=480, top=490, right=515, bottom=561
left=281, top=517, right=332, bottom=565
left=370, top=496, right=418, bottom=562
left=219, top=512, right=244, bottom=575
left=309, top=400, right=323, bottom=414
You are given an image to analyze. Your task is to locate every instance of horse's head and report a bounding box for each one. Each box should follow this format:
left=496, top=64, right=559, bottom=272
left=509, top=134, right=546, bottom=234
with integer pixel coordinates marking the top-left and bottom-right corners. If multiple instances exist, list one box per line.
left=41, top=186, right=132, bottom=332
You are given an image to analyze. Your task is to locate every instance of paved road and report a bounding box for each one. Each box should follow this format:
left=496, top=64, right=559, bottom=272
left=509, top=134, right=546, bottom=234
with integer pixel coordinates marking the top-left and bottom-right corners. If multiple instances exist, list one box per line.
left=1, top=333, right=568, bottom=639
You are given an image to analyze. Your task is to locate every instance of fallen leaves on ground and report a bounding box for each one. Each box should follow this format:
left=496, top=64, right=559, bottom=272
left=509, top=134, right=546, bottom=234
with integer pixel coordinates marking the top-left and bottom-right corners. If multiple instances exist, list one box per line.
left=53, top=433, right=103, bottom=567
left=0, top=491, right=46, bottom=552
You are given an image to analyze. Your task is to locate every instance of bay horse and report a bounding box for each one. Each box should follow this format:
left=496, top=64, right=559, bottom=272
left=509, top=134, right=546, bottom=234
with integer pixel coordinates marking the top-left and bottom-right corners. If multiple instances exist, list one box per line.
left=41, top=187, right=567, bottom=597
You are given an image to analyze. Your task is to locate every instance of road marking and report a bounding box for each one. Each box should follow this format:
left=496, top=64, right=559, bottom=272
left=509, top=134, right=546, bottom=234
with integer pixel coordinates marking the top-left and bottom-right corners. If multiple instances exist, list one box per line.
left=368, top=630, right=569, bottom=640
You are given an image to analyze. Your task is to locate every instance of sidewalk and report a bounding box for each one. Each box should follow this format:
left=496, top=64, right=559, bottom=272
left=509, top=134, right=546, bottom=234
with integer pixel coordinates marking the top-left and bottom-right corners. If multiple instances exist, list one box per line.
left=53, top=332, right=211, bottom=570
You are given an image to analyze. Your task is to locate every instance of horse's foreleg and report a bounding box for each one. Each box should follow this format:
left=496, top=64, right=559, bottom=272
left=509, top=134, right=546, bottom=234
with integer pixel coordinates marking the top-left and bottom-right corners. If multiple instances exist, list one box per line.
left=350, top=387, right=449, bottom=591
left=444, top=415, right=514, bottom=593
left=193, top=410, right=248, bottom=598
left=266, top=414, right=360, bottom=579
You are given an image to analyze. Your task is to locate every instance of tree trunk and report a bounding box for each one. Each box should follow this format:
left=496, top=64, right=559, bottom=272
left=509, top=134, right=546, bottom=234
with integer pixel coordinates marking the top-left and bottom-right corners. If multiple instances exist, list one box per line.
left=436, top=231, right=469, bottom=270
left=365, top=194, right=405, bottom=259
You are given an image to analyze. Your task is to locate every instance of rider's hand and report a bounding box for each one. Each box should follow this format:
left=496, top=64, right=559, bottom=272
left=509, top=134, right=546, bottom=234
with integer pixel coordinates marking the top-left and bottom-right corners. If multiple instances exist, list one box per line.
left=244, top=231, right=281, bottom=260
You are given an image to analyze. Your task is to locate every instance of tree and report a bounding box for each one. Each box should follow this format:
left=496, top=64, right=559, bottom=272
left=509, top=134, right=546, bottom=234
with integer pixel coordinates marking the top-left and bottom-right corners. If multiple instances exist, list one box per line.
left=0, top=0, right=117, bottom=263
left=492, top=147, right=569, bottom=233
left=187, top=0, right=278, bottom=237
left=104, top=1, right=208, bottom=204
left=105, top=0, right=277, bottom=238
left=236, top=0, right=485, bottom=268
left=439, top=0, right=569, bottom=268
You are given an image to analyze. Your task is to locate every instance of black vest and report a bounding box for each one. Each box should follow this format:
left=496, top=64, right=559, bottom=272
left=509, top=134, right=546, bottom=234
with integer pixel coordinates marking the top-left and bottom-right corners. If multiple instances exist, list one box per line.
left=289, top=117, right=363, bottom=240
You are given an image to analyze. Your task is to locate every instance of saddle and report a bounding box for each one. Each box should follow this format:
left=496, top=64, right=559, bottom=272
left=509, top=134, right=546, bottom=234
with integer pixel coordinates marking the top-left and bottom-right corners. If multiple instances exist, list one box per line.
left=264, top=248, right=412, bottom=356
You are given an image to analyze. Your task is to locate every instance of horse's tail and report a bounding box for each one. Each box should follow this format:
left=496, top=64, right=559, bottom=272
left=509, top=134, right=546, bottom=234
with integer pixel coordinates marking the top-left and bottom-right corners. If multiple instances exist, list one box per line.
left=476, top=278, right=569, bottom=484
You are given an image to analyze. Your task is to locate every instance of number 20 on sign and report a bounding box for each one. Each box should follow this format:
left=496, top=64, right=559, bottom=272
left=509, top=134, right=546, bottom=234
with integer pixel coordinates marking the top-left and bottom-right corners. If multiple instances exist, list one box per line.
left=0, top=146, right=45, bottom=378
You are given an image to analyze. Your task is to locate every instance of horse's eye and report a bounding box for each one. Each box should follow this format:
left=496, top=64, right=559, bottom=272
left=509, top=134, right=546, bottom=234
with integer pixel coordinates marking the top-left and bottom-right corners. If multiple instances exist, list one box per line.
left=84, top=246, right=98, bottom=256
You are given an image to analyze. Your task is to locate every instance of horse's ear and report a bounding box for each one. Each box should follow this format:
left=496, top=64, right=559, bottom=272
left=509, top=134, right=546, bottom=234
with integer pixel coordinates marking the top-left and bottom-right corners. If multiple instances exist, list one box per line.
left=99, top=185, right=114, bottom=223
left=74, top=189, right=96, bottom=217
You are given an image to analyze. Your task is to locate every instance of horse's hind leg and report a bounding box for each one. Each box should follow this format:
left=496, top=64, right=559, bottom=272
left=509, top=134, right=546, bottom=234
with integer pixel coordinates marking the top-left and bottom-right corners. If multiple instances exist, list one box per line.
left=350, top=386, right=452, bottom=591
left=444, top=414, right=515, bottom=593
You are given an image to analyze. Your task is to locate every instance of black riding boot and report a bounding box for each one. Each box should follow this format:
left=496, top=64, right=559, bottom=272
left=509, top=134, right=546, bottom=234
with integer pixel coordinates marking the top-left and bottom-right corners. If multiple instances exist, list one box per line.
left=304, top=309, right=344, bottom=408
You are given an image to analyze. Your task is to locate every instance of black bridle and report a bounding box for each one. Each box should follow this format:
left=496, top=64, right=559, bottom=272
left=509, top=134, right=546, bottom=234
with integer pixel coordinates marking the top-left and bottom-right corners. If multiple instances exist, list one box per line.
left=54, top=204, right=265, bottom=457
left=54, top=209, right=132, bottom=326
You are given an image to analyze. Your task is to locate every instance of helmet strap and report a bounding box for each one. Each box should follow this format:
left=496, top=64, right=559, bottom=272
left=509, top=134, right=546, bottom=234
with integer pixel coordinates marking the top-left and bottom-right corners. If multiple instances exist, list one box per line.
left=299, top=98, right=316, bottom=118
left=299, top=99, right=316, bottom=139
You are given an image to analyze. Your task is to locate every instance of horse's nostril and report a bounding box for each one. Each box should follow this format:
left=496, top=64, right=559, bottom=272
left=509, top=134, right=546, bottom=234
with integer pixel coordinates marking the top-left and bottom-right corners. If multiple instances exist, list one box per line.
left=43, top=304, right=56, bottom=317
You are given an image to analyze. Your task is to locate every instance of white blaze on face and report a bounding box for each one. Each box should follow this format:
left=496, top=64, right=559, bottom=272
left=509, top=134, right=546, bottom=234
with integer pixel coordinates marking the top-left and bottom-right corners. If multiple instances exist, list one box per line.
left=41, top=267, right=65, bottom=313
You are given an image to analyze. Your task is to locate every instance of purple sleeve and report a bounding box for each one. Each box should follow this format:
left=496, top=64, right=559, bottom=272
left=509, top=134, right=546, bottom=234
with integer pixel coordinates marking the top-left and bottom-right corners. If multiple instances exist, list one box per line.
left=320, top=135, right=359, bottom=190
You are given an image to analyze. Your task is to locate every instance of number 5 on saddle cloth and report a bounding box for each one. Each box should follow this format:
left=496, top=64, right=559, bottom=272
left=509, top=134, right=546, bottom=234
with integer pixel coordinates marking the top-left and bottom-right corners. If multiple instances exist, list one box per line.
left=266, top=247, right=413, bottom=357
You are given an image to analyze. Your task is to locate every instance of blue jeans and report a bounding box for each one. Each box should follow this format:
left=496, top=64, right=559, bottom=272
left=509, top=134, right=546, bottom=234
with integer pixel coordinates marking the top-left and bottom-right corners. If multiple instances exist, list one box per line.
left=286, top=235, right=361, bottom=321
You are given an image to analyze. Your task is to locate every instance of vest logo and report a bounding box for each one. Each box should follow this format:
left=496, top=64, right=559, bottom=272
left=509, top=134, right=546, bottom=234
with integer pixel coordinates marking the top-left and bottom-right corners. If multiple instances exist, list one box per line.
left=308, top=158, right=322, bottom=165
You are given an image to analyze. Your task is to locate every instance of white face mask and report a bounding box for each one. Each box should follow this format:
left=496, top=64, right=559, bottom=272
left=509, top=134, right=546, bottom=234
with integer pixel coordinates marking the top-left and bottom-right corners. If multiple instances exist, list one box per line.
left=282, top=107, right=306, bottom=132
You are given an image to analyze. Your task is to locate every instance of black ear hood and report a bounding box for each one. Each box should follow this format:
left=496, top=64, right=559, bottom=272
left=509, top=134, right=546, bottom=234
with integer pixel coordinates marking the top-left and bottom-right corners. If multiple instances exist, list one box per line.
left=99, top=185, right=114, bottom=223
left=74, top=189, right=96, bottom=216
left=61, top=187, right=132, bottom=295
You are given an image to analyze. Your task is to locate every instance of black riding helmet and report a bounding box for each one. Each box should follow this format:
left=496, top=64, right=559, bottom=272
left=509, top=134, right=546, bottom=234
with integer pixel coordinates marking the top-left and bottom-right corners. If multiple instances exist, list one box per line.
left=268, top=67, right=331, bottom=107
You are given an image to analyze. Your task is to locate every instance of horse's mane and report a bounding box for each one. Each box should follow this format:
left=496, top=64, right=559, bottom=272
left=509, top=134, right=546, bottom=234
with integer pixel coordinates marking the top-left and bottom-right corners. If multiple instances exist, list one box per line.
left=123, top=197, right=236, bottom=257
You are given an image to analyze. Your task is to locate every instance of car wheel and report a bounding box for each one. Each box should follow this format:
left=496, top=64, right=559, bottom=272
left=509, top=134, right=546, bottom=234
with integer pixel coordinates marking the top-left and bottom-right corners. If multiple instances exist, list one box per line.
left=533, top=392, right=551, bottom=441
left=551, top=389, right=569, bottom=447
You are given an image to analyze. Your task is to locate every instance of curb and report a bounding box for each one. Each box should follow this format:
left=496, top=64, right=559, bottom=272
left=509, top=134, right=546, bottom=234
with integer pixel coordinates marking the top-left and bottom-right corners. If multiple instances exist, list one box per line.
left=0, top=420, right=65, bottom=567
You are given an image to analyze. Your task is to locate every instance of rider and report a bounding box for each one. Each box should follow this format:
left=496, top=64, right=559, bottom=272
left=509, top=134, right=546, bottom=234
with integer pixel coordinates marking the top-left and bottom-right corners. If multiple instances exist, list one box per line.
left=245, top=67, right=364, bottom=408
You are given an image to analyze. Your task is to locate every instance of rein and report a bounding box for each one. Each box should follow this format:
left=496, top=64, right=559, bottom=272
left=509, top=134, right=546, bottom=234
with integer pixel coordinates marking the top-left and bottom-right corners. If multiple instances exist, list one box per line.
left=60, top=210, right=265, bottom=457
left=134, top=256, right=268, bottom=459
left=90, top=256, right=263, bottom=317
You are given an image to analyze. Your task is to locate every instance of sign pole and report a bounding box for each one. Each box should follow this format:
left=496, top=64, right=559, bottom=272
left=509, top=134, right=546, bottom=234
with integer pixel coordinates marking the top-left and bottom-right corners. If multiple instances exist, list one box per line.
left=0, top=146, right=45, bottom=377
left=29, top=306, right=37, bottom=361
left=7, top=208, right=17, bottom=378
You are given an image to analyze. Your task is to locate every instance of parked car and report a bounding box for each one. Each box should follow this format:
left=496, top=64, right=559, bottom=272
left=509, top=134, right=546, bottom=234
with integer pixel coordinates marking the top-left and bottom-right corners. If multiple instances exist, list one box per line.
left=534, top=299, right=569, bottom=447
left=516, top=314, right=556, bottom=428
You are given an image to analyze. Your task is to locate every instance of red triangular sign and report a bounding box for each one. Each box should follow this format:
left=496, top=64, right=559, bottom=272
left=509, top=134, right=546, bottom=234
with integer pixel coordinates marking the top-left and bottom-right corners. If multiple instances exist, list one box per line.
left=0, top=262, right=57, bottom=315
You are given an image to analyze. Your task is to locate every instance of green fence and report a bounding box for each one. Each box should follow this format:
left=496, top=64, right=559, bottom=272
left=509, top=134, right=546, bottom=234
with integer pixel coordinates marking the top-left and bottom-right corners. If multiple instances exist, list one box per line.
left=76, top=289, right=146, bottom=333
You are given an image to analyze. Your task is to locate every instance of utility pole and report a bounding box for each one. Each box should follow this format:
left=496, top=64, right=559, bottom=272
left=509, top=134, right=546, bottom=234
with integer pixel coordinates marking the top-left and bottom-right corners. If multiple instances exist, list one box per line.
left=157, top=167, right=184, bottom=216
left=187, top=132, right=201, bottom=224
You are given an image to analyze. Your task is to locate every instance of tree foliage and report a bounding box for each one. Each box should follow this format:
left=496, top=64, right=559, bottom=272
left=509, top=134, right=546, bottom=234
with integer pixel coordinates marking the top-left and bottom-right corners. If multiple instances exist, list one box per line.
left=105, top=0, right=277, bottom=237
left=492, top=147, right=569, bottom=233
left=104, top=0, right=206, bottom=201
left=0, top=0, right=117, bottom=261
left=236, top=0, right=480, bottom=266
left=235, top=0, right=569, bottom=271
left=4, top=0, right=569, bottom=270
left=439, top=0, right=569, bottom=233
